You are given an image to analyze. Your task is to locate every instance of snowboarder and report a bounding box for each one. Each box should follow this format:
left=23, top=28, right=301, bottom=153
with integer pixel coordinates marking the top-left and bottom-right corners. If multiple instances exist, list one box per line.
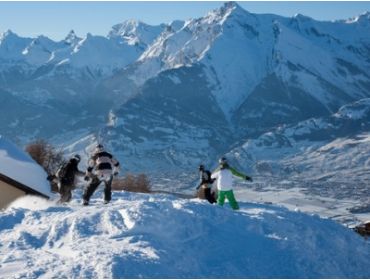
left=82, top=144, right=120, bottom=206
left=211, top=157, right=252, bottom=210
left=50, top=154, right=84, bottom=203
left=196, top=164, right=217, bottom=204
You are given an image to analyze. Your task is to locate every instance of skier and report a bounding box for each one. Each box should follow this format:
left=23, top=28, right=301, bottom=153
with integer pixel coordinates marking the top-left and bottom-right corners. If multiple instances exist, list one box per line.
left=211, top=157, right=252, bottom=210
left=50, top=154, right=84, bottom=203
left=82, top=144, right=120, bottom=206
left=196, top=164, right=216, bottom=204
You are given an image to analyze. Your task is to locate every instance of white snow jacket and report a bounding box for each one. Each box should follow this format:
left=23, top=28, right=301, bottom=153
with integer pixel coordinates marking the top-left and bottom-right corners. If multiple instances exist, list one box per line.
left=87, top=150, right=120, bottom=179
left=211, top=168, right=234, bottom=191
left=211, top=165, right=249, bottom=191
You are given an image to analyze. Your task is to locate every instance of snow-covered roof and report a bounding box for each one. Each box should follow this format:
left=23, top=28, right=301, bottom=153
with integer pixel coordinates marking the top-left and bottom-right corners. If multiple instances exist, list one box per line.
left=0, top=135, right=53, bottom=198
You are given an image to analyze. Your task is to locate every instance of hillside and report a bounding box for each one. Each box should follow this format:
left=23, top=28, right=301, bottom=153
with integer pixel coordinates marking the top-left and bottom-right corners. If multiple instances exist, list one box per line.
left=0, top=191, right=370, bottom=278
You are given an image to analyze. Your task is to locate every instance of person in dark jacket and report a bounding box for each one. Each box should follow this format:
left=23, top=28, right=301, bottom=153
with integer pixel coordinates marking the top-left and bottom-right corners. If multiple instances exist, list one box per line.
left=196, top=164, right=217, bottom=204
left=52, top=154, right=84, bottom=203
left=82, top=144, right=120, bottom=206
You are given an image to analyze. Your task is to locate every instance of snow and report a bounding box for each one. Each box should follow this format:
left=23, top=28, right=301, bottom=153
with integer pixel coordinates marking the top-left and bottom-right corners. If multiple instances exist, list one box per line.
left=68, top=33, right=140, bottom=71
left=1, top=5, right=370, bottom=277
left=334, top=98, right=370, bottom=119
left=108, top=19, right=165, bottom=47
left=0, top=30, right=33, bottom=61
left=0, top=136, right=53, bottom=199
left=0, top=190, right=369, bottom=278
left=21, top=35, right=61, bottom=66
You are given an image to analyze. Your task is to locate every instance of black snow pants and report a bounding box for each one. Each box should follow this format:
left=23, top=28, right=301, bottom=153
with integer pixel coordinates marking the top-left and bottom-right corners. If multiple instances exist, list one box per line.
left=58, top=184, right=74, bottom=203
left=204, top=186, right=217, bottom=204
left=83, top=175, right=113, bottom=203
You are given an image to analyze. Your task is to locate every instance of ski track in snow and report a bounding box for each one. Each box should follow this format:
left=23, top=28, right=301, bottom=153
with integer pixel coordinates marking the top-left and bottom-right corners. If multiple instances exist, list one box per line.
left=1, top=191, right=370, bottom=278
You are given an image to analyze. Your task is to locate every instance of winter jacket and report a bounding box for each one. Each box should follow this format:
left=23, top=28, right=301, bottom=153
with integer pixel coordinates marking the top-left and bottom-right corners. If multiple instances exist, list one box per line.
left=56, top=159, right=84, bottom=186
left=211, top=165, right=248, bottom=191
left=87, top=150, right=120, bottom=178
left=196, top=170, right=214, bottom=189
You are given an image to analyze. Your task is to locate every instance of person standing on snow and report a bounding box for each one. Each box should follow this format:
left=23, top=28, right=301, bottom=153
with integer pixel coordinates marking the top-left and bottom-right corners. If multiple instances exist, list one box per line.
left=211, top=157, right=252, bottom=210
left=196, top=164, right=217, bottom=204
left=49, top=154, right=84, bottom=204
left=82, top=144, right=120, bottom=206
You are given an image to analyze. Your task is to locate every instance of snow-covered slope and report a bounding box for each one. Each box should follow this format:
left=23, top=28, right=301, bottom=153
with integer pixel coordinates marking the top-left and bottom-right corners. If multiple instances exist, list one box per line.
left=226, top=98, right=370, bottom=177
left=1, top=2, right=369, bottom=142
left=108, top=20, right=167, bottom=48
left=122, top=2, right=370, bottom=120
left=1, top=2, right=370, bottom=229
left=220, top=98, right=370, bottom=224
left=91, top=2, right=370, bottom=177
left=0, top=20, right=170, bottom=142
left=1, top=191, right=369, bottom=278
left=0, top=136, right=53, bottom=198
left=0, top=30, right=33, bottom=62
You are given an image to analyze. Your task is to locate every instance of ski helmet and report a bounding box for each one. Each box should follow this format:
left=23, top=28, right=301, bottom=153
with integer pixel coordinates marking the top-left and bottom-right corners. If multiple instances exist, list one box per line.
left=72, top=154, right=81, bottom=162
left=95, top=144, right=104, bottom=152
left=199, top=164, right=205, bottom=171
left=219, top=157, right=228, bottom=169
left=219, top=157, right=227, bottom=165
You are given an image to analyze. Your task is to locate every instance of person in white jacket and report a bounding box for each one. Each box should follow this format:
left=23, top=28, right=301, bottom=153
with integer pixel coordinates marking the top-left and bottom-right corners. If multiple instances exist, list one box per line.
left=211, top=157, right=252, bottom=210
left=82, top=144, right=120, bottom=206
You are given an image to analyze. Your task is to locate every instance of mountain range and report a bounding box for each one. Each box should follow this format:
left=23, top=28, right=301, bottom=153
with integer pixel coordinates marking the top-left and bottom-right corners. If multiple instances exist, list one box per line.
left=1, top=2, right=370, bottom=197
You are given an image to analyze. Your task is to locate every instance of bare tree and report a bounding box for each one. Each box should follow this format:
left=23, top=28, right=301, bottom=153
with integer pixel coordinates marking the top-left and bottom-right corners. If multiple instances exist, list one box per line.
left=25, top=139, right=65, bottom=175
left=112, top=173, right=151, bottom=193
left=25, top=139, right=65, bottom=193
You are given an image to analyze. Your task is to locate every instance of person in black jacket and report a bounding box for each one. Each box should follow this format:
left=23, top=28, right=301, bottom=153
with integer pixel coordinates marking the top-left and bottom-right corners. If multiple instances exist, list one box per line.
left=196, top=164, right=216, bottom=204
left=52, top=154, right=84, bottom=203
left=82, top=144, right=120, bottom=206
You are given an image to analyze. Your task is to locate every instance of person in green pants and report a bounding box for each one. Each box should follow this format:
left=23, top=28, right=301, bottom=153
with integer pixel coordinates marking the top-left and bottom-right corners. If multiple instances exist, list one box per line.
left=211, top=157, right=253, bottom=210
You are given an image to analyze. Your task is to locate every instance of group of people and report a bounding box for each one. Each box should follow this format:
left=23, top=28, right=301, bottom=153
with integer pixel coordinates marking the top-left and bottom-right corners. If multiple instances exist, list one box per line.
left=50, top=144, right=252, bottom=210
left=49, top=144, right=120, bottom=206
left=196, top=157, right=253, bottom=210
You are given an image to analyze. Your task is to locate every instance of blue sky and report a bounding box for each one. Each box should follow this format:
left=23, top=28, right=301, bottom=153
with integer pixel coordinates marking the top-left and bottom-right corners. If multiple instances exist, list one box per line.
left=0, top=1, right=369, bottom=40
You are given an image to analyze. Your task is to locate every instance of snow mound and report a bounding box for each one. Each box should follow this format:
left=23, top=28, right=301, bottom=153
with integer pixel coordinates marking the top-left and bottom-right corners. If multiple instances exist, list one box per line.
left=0, top=136, right=53, bottom=198
left=0, top=191, right=369, bottom=278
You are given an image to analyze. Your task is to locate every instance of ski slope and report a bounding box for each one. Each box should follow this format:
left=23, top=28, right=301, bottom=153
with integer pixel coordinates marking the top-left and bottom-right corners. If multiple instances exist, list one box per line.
left=1, top=190, right=370, bottom=278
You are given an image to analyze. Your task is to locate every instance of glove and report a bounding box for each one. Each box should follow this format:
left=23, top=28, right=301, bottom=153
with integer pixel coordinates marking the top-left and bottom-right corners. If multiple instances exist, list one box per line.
left=245, top=176, right=253, bottom=182
left=84, top=176, right=90, bottom=181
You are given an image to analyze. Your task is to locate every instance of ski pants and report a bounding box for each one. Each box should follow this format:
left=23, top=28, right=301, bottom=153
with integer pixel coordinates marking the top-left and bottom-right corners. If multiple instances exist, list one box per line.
left=217, top=190, right=239, bottom=210
left=83, top=175, right=113, bottom=203
left=204, top=187, right=217, bottom=204
left=58, top=183, right=74, bottom=204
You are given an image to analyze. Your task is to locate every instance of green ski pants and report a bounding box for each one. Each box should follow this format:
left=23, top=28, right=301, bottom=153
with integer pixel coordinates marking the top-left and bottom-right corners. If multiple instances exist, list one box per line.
left=217, top=190, right=239, bottom=210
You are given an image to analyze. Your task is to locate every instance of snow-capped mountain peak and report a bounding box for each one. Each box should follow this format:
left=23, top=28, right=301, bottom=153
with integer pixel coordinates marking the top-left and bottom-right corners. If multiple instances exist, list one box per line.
left=346, top=11, right=370, bottom=24
left=21, top=35, right=58, bottom=65
left=203, top=1, right=251, bottom=25
left=0, top=30, right=33, bottom=61
left=0, top=29, right=30, bottom=45
left=64, top=29, right=81, bottom=45
left=108, top=19, right=166, bottom=47
left=293, top=13, right=314, bottom=21
left=0, top=29, right=17, bottom=41
left=168, top=20, right=185, bottom=32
